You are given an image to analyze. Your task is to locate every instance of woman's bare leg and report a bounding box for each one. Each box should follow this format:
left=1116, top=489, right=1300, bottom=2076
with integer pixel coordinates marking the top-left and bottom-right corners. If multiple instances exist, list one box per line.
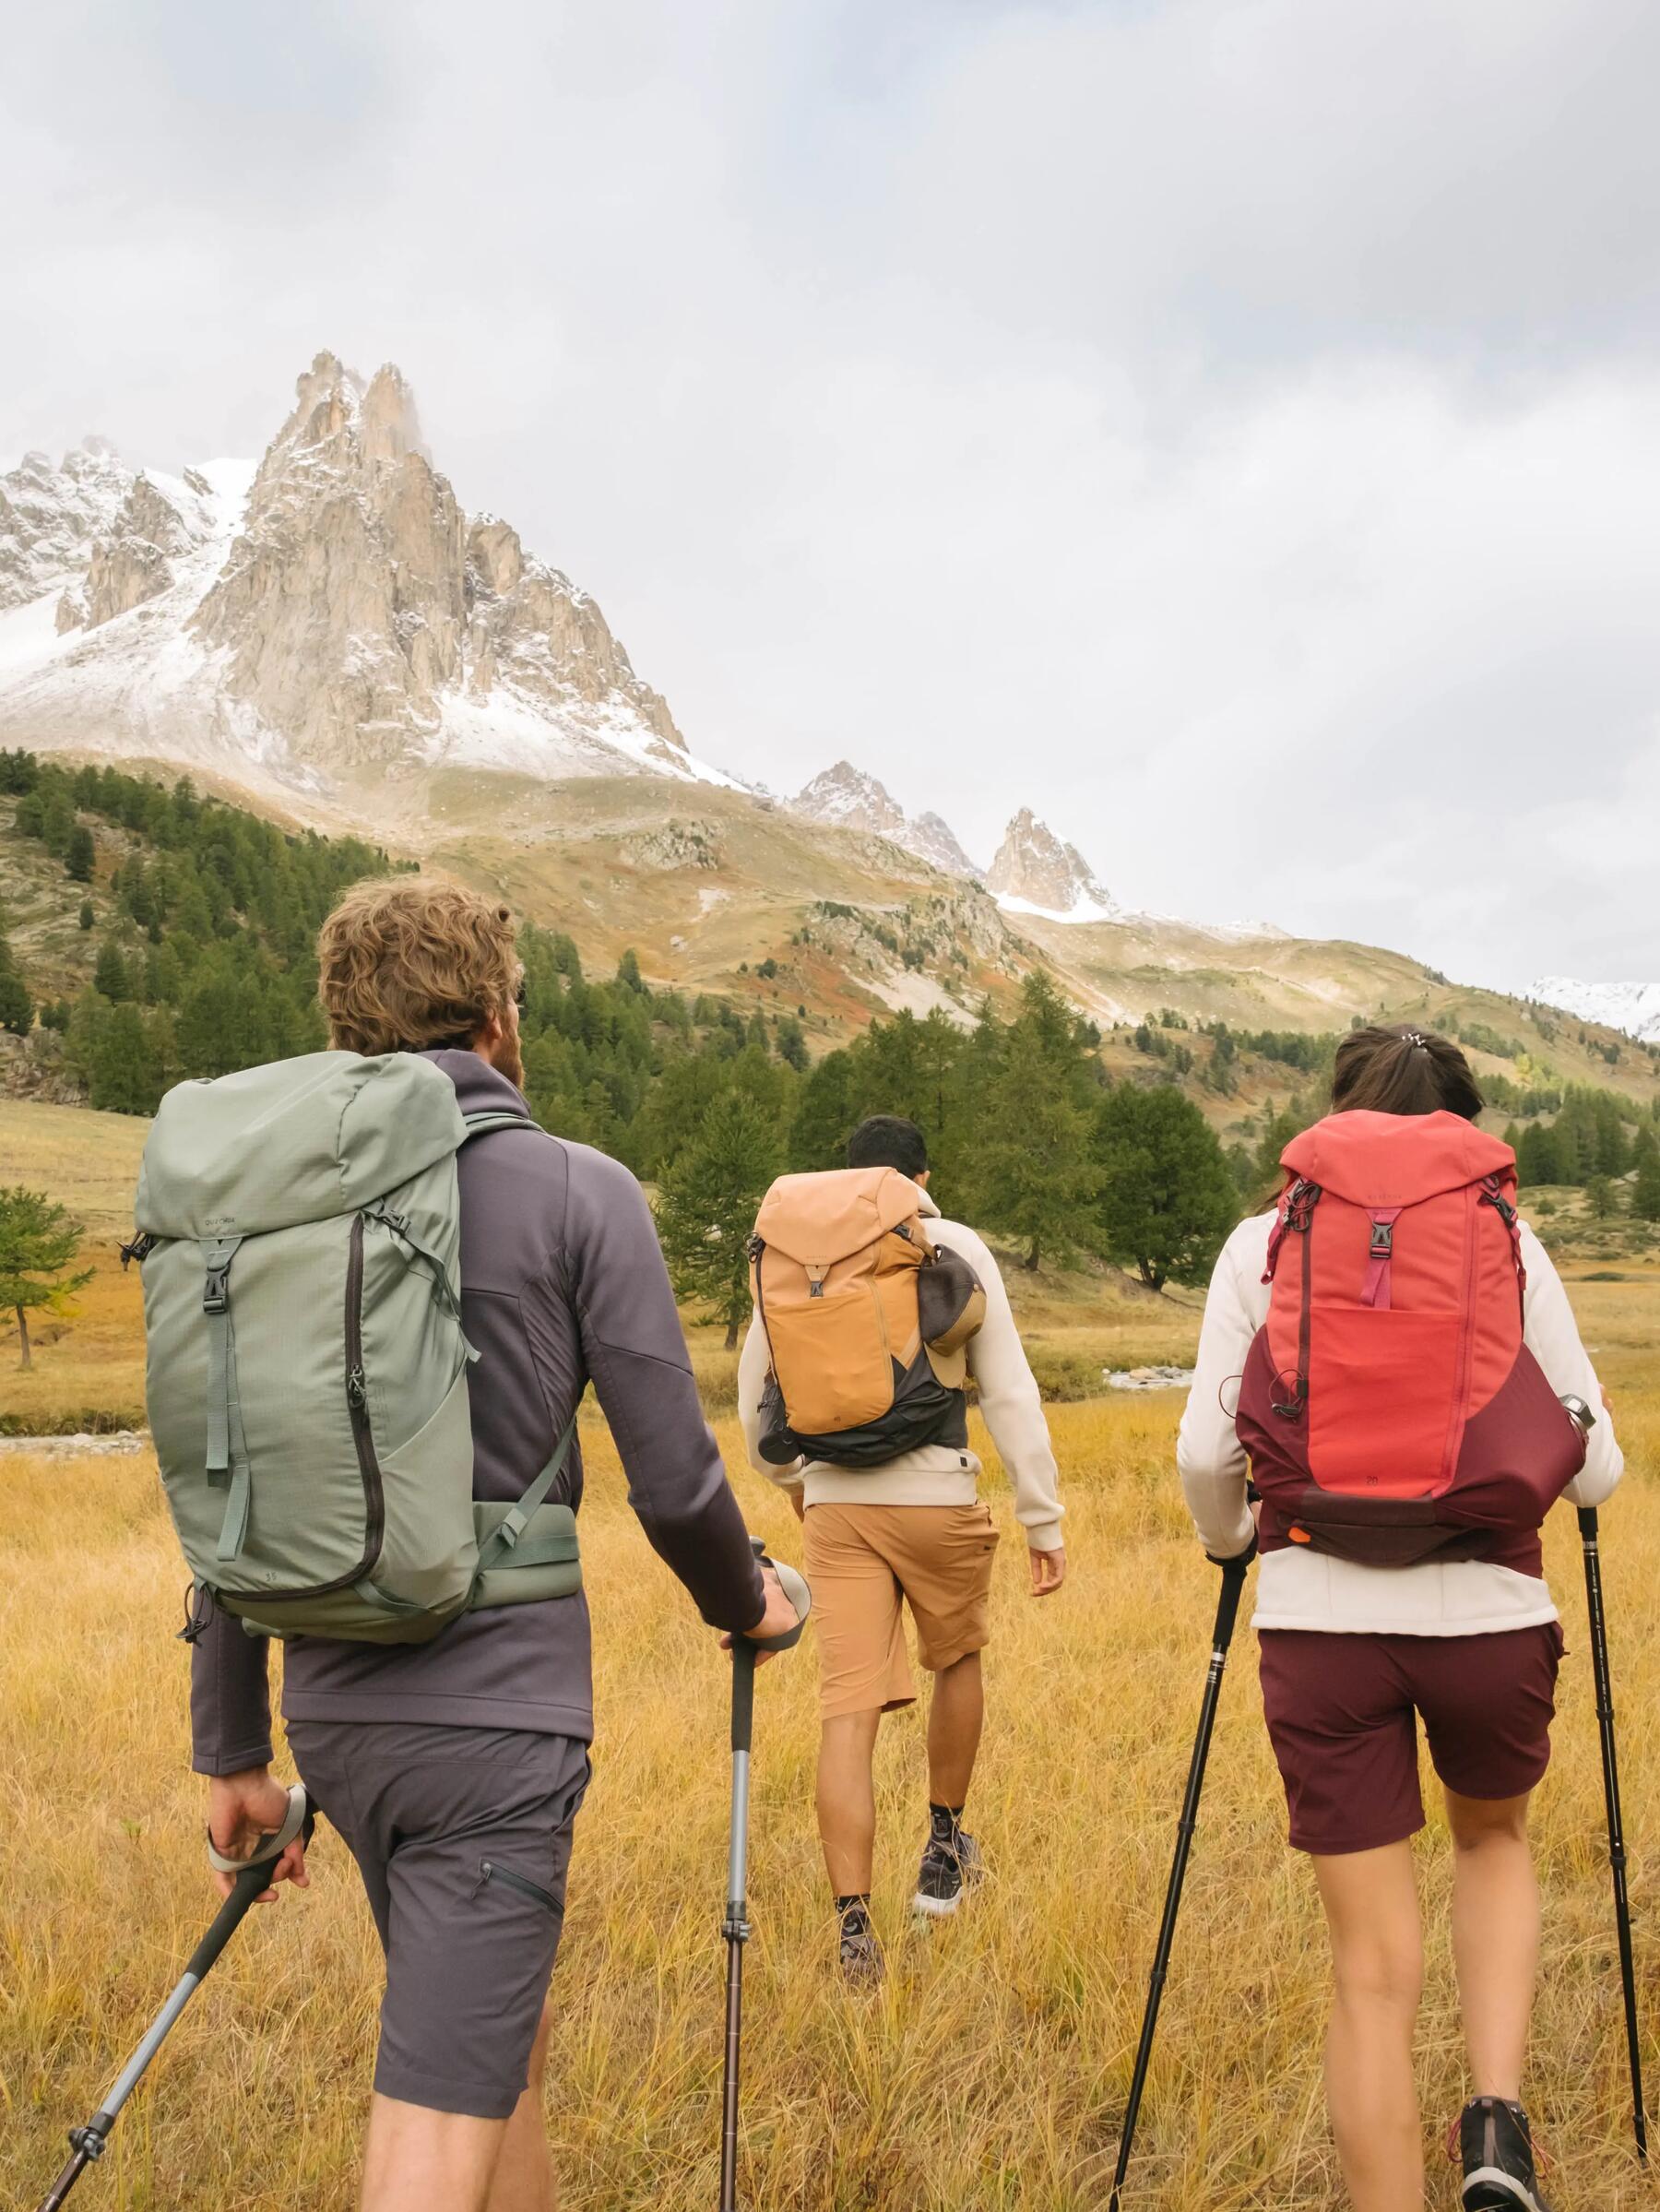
left=1443, top=1789, right=1537, bottom=2102
left=1312, top=1841, right=1426, bottom=2211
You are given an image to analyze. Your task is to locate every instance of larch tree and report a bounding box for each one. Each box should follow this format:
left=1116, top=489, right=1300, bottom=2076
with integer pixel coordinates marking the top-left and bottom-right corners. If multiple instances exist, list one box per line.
left=658, top=1089, right=783, bottom=1348
left=0, top=1188, right=92, bottom=1371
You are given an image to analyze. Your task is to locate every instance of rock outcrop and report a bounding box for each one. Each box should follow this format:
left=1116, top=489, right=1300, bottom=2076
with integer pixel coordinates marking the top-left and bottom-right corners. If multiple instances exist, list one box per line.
left=986, top=809, right=1113, bottom=917
left=0, top=440, right=132, bottom=612
left=56, top=474, right=216, bottom=633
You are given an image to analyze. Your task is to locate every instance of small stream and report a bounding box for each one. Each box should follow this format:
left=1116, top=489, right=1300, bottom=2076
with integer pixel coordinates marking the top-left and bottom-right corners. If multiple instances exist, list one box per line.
left=0, top=1431, right=150, bottom=1455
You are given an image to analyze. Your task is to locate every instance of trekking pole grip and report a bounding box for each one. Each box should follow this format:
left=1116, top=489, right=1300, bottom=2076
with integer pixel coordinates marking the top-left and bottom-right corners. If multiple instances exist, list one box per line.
left=1207, top=1535, right=1257, bottom=1651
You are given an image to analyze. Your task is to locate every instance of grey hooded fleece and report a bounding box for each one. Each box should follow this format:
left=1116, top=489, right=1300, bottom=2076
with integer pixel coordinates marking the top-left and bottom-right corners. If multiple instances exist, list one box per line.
left=189, top=1050, right=766, bottom=1775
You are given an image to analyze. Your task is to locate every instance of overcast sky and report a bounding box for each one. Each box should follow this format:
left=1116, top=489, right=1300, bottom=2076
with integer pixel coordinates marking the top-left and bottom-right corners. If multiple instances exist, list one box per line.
left=6, top=0, right=1660, bottom=993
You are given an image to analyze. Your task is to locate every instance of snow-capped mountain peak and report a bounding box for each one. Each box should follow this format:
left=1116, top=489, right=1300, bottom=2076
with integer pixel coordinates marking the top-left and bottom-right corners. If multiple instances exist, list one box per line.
left=1532, top=977, right=1660, bottom=1044
left=986, top=808, right=1114, bottom=922
left=0, top=351, right=732, bottom=810
left=791, top=761, right=982, bottom=880
left=0, top=439, right=134, bottom=612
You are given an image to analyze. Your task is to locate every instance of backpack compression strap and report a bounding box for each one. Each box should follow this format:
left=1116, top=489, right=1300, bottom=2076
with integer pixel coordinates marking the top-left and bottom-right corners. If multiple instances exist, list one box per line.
left=201, top=1236, right=253, bottom=1564
left=474, top=1406, right=581, bottom=1574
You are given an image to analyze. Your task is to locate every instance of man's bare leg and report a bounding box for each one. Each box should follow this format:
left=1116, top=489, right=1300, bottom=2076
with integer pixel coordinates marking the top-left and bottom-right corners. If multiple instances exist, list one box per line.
left=926, top=1651, right=983, bottom=1810
left=818, top=1709, right=883, bottom=1894
left=360, top=2098, right=505, bottom=2212
left=361, top=2003, right=558, bottom=2212
left=488, top=2002, right=558, bottom=2212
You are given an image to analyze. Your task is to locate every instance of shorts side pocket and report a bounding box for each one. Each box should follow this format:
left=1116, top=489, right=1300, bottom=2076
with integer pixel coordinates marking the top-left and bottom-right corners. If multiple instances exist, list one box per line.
left=477, top=1858, right=563, bottom=1916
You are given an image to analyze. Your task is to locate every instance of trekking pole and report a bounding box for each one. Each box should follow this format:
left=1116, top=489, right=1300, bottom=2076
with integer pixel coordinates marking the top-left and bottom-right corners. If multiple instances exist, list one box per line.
left=1578, top=1504, right=1648, bottom=2163
left=36, top=1784, right=314, bottom=2212
left=720, top=1538, right=811, bottom=2212
left=1108, top=1541, right=1254, bottom=2210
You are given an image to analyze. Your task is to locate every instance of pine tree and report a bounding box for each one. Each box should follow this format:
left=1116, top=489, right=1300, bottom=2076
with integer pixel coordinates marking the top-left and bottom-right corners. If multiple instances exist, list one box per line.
left=1586, top=1173, right=1618, bottom=1220
left=1517, top=1121, right=1562, bottom=1188
left=775, top=1014, right=810, bottom=1073
left=65, top=825, right=96, bottom=883
left=0, top=966, right=31, bottom=1037
left=92, top=941, right=130, bottom=1003
left=0, top=1186, right=91, bottom=1370
left=1093, top=1083, right=1239, bottom=1290
left=78, top=899, right=95, bottom=931
left=975, top=974, right=1099, bottom=1270
left=1630, top=1128, right=1660, bottom=1223
left=658, top=1091, right=783, bottom=1348
left=89, top=1004, right=164, bottom=1115
left=0, top=912, right=31, bottom=1038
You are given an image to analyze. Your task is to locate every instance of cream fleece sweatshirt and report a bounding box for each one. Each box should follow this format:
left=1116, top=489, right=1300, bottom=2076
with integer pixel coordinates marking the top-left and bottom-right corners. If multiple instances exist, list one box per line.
left=738, top=1189, right=1065, bottom=1551
left=1178, top=1209, right=1622, bottom=1635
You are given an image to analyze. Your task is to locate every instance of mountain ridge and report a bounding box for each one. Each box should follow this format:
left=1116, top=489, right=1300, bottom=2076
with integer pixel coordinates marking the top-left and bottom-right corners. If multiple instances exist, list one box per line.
left=4, top=351, right=1646, bottom=1081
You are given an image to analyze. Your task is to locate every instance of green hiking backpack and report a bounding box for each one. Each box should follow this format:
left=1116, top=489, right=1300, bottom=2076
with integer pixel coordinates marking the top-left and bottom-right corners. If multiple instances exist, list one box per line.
left=130, top=1050, right=581, bottom=1644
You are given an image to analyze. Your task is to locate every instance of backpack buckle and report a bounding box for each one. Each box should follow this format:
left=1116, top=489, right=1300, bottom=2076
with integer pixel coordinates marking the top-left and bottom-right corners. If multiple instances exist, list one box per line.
left=202, top=1267, right=231, bottom=1314
left=1369, top=1221, right=1393, bottom=1256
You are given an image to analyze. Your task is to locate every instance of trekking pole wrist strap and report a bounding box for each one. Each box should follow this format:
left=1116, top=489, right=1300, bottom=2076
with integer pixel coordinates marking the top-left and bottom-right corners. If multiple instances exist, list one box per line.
left=206, top=1782, right=308, bottom=1875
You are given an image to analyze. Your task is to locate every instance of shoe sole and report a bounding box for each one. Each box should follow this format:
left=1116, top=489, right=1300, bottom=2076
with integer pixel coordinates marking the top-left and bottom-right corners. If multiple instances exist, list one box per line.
left=1464, top=2170, right=1548, bottom=2212
left=911, top=1886, right=963, bottom=1920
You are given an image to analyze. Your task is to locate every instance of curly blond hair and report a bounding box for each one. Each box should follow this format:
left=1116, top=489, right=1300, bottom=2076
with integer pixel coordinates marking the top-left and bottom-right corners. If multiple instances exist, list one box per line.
left=318, top=877, right=521, bottom=1055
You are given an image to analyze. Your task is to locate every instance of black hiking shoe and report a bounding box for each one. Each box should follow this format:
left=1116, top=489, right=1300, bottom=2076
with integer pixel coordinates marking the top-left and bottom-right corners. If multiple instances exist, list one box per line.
left=1456, top=2097, right=1554, bottom=2212
left=911, top=1822, right=985, bottom=1921
left=836, top=1904, right=883, bottom=1989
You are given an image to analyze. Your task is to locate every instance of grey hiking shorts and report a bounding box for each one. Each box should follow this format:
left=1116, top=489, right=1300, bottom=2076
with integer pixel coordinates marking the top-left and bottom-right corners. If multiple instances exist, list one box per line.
left=286, top=1719, right=590, bottom=2119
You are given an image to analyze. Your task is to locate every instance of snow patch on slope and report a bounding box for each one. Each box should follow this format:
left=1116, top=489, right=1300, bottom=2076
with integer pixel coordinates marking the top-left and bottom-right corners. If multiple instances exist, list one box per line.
left=1532, top=977, right=1660, bottom=1043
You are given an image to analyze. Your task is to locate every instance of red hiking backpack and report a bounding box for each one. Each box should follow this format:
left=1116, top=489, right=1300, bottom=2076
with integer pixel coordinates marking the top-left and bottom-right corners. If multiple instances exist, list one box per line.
left=1234, top=1111, right=1586, bottom=1568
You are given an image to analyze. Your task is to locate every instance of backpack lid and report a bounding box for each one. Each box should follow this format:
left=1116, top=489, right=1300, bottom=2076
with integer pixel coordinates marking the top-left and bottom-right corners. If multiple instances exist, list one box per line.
left=1281, top=1110, right=1514, bottom=1208
left=754, top=1167, right=920, bottom=1268
left=136, top=1051, right=468, bottom=1240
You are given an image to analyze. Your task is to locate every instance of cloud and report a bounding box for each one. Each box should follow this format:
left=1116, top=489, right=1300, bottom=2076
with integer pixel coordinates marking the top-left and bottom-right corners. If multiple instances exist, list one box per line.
left=4, top=0, right=1658, bottom=991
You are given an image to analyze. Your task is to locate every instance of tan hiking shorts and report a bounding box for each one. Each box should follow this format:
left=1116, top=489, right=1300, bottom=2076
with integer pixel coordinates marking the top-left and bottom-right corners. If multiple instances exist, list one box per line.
left=804, top=1501, right=1002, bottom=1718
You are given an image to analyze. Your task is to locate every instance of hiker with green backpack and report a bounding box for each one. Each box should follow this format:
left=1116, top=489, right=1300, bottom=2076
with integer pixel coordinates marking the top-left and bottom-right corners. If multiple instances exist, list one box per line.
left=135, top=878, right=800, bottom=2212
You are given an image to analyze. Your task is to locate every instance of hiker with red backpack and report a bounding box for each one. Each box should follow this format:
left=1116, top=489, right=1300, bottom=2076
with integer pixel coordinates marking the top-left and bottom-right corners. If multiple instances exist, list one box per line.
left=1179, top=1026, right=1622, bottom=2212
left=739, top=1113, right=1067, bottom=1984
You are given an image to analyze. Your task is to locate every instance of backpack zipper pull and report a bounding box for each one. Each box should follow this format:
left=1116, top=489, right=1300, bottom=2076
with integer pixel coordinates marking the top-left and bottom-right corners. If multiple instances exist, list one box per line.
left=348, top=1366, right=368, bottom=1410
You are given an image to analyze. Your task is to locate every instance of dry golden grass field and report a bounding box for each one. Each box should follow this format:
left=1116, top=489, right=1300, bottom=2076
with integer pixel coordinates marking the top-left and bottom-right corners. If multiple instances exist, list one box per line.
left=4, top=1377, right=1658, bottom=2211
left=4, top=1095, right=1659, bottom=2208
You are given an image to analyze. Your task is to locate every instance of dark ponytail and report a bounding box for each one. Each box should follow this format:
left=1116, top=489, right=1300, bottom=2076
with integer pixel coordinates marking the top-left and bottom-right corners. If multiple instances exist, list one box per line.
left=1331, top=1025, right=1484, bottom=1122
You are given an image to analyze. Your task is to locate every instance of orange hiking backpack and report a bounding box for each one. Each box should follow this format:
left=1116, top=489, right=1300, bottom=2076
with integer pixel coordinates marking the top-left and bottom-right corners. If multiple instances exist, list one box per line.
left=750, top=1168, right=986, bottom=1469
left=1234, top=1111, right=1586, bottom=1568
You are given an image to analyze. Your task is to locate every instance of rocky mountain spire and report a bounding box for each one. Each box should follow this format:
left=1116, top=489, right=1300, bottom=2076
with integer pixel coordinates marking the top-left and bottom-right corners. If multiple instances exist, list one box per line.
left=792, top=760, right=981, bottom=879
left=188, top=351, right=689, bottom=778
left=986, top=808, right=1112, bottom=917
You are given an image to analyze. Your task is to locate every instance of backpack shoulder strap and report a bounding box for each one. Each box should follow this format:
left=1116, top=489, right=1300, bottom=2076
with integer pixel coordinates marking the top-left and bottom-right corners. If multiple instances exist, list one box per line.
left=462, top=1109, right=550, bottom=1142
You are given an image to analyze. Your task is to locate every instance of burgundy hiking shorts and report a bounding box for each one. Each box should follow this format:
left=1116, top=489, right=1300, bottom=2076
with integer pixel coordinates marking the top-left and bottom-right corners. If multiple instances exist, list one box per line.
left=1258, top=1623, right=1565, bottom=1856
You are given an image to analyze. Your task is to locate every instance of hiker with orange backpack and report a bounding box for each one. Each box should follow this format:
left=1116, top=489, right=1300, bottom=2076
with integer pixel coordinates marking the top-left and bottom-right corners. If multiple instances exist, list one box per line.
left=1178, top=1026, right=1622, bottom=2212
left=739, top=1113, right=1067, bottom=1984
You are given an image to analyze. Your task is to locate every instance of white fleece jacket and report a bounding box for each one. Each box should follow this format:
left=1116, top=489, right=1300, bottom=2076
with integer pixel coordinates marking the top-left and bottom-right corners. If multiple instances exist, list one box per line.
left=738, top=1190, right=1065, bottom=1551
left=1178, top=1209, right=1623, bottom=1635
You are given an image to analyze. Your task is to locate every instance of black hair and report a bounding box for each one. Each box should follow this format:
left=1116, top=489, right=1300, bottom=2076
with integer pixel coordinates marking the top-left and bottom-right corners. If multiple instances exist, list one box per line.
left=847, top=1113, right=929, bottom=1178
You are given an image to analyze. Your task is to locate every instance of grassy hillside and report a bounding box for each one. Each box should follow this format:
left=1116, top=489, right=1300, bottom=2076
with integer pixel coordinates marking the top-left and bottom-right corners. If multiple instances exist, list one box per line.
left=5, top=1366, right=1657, bottom=2208
left=6, top=752, right=1655, bottom=1124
